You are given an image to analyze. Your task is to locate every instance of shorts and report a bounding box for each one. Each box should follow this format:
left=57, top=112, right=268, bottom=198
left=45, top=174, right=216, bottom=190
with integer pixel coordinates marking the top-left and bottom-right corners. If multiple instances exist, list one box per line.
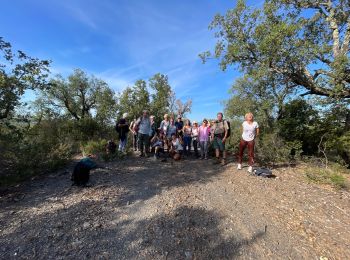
left=213, top=136, right=225, bottom=151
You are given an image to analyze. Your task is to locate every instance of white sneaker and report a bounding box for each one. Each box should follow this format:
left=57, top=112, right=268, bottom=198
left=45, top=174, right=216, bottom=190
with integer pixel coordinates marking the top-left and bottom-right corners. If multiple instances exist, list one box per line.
left=248, top=166, right=253, bottom=173
left=237, top=164, right=242, bottom=170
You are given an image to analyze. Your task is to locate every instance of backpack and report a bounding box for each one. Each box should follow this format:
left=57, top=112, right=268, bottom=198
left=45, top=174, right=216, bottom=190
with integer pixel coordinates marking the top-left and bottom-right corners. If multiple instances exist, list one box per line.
left=133, top=117, right=142, bottom=133
left=106, top=140, right=117, bottom=154
left=253, top=168, right=273, bottom=178
left=71, top=163, right=90, bottom=186
left=71, top=157, right=97, bottom=186
left=224, top=120, right=231, bottom=137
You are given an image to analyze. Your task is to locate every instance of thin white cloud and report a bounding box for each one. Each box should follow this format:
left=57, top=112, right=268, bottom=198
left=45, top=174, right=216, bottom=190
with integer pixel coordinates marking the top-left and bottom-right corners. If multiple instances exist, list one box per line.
left=56, top=2, right=98, bottom=30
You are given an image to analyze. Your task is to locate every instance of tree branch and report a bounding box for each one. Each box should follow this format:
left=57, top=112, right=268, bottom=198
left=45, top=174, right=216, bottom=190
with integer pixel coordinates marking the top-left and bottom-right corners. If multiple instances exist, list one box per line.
left=341, top=16, right=350, bottom=54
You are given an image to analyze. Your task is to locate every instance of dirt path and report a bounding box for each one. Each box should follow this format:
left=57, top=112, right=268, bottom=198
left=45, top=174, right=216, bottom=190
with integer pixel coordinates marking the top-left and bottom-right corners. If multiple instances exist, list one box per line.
left=1, top=155, right=349, bottom=259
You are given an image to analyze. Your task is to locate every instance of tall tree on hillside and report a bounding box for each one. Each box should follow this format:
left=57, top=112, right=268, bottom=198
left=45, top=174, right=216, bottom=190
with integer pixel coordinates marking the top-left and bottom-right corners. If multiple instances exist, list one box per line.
left=117, top=80, right=150, bottom=120
left=43, top=69, right=116, bottom=121
left=225, top=69, right=294, bottom=128
left=175, top=99, right=192, bottom=118
left=132, top=79, right=150, bottom=117
left=0, top=37, right=50, bottom=120
left=201, top=0, right=350, bottom=99
left=167, top=90, right=192, bottom=118
left=149, top=73, right=172, bottom=119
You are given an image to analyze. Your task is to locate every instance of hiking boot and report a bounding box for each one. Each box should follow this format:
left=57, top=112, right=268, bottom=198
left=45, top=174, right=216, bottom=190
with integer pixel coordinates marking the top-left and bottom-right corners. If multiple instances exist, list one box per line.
left=237, top=164, right=242, bottom=170
left=248, top=166, right=253, bottom=173
left=221, top=159, right=226, bottom=166
left=212, top=158, right=221, bottom=165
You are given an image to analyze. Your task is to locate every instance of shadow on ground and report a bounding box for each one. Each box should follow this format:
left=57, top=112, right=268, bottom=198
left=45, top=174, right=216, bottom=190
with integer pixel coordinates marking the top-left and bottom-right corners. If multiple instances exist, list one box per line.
left=1, top=156, right=265, bottom=259
left=1, top=199, right=265, bottom=259
left=0, top=156, right=223, bottom=212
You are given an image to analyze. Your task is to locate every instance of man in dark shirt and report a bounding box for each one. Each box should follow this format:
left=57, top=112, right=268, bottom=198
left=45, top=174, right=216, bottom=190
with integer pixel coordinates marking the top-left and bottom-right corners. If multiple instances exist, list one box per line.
left=116, top=112, right=130, bottom=153
left=175, top=115, right=184, bottom=137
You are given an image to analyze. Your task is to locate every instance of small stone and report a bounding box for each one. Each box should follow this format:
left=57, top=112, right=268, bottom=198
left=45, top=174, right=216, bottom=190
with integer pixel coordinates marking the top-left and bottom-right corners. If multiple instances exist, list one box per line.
left=185, top=251, right=192, bottom=259
left=83, top=222, right=90, bottom=229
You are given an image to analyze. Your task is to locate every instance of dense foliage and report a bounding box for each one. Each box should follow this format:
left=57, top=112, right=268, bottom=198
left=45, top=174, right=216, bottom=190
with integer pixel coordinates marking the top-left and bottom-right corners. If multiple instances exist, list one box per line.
left=0, top=38, right=191, bottom=185
left=1, top=0, right=350, bottom=185
left=203, top=0, right=350, bottom=168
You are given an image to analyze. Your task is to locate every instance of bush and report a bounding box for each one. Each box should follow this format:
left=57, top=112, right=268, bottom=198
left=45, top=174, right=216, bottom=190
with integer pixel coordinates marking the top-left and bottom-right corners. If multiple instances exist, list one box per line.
left=81, top=139, right=108, bottom=157
left=81, top=139, right=126, bottom=161
left=0, top=120, right=75, bottom=186
left=255, top=132, right=301, bottom=167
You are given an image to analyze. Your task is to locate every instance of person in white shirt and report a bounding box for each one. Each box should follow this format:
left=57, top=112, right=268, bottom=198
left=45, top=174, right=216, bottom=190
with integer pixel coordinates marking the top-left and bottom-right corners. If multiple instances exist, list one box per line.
left=237, top=112, right=259, bottom=173
left=169, top=133, right=183, bottom=160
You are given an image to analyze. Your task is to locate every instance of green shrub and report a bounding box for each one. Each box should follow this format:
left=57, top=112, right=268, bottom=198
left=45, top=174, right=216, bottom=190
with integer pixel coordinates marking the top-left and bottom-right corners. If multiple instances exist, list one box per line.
left=81, top=139, right=108, bottom=157
left=255, top=132, right=300, bottom=166
left=81, top=139, right=126, bottom=162
left=305, top=166, right=349, bottom=190
left=0, top=121, right=75, bottom=186
left=330, top=174, right=347, bottom=189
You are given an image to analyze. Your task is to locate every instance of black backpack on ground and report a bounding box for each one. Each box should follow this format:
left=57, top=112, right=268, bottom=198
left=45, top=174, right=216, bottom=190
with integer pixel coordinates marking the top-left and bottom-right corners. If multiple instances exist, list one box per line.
left=253, top=168, right=274, bottom=178
left=71, top=163, right=90, bottom=186
left=71, top=157, right=97, bottom=186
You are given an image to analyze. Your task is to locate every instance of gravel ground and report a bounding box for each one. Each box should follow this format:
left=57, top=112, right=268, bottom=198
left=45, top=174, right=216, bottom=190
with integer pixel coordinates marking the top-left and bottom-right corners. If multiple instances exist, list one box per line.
left=0, top=155, right=349, bottom=259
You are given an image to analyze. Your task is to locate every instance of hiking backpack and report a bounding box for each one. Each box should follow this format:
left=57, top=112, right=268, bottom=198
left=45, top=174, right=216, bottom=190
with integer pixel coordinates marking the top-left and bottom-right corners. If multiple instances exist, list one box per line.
left=225, top=120, right=231, bottom=137
left=253, top=168, right=273, bottom=178
left=71, top=157, right=97, bottom=186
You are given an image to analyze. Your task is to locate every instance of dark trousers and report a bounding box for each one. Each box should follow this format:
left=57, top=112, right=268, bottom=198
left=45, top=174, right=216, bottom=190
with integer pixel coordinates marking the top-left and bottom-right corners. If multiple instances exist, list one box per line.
left=183, top=136, right=192, bottom=155
left=238, top=139, right=255, bottom=166
left=133, top=133, right=138, bottom=150
left=138, top=133, right=150, bottom=155
left=193, top=139, right=199, bottom=157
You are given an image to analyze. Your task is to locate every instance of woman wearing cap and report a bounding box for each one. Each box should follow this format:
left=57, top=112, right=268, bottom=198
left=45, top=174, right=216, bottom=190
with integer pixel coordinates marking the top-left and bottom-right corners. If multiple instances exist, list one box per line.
left=116, top=112, right=130, bottom=153
left=191, top=121, right=200, bottom=158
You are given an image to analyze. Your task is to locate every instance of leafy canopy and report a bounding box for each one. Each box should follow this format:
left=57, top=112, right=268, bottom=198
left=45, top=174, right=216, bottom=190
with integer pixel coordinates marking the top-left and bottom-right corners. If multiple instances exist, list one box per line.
left=201, top=0, right=350, bottom=99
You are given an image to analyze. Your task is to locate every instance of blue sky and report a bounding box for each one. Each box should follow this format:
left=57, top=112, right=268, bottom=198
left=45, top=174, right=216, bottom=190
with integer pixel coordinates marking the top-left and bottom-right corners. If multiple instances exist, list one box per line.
left=0, top=0, right=261, bottom=121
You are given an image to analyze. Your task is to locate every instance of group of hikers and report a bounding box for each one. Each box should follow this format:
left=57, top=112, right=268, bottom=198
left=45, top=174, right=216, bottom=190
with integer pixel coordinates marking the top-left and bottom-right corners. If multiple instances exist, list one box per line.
left=113, top=111, right=259, bottom=173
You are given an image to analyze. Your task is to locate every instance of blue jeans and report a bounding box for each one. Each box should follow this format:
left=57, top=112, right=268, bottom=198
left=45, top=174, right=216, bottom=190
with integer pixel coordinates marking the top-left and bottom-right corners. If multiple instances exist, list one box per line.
left=118, top=137, right=127, bottom=152
left=200, top=141, right=209, bottom=158
left=183, top=136, right=192, bottom=155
